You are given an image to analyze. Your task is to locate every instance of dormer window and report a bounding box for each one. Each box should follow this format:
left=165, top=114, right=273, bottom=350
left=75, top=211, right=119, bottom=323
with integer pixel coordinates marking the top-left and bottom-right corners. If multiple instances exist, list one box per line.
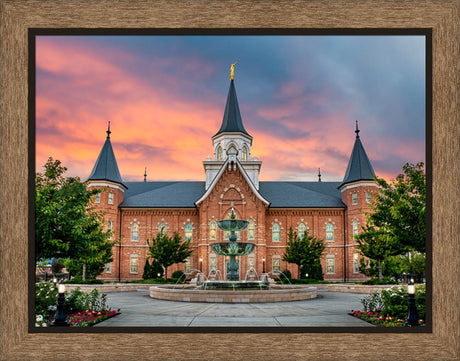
left=217, top=146, right=223, bottom=160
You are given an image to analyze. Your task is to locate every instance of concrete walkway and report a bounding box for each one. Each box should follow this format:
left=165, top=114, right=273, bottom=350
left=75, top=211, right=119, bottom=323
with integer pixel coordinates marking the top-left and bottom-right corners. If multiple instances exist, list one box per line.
left=94, top=289, right=374, bottom=327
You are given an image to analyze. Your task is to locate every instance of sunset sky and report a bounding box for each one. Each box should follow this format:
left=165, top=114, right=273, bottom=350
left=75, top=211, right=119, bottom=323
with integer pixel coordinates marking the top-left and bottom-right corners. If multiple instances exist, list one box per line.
left=35, top=35, right=426, bottom=182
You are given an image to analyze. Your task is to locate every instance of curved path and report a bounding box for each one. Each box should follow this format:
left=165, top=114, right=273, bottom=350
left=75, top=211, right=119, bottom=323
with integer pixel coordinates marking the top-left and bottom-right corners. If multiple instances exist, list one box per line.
left=94, top=289, right=374, bottom=327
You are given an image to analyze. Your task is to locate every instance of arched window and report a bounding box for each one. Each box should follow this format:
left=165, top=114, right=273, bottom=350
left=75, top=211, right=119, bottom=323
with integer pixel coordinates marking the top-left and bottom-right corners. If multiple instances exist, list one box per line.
left=242, top=146, right=248, bottom=161
left=248, top=219, right=255, bottom=240
left=159, top=223, right=166, bottom=235
left=352, top=220, right=359, bottom=236
left=130, top=254, right=138, bottom=274
left=326, top=223, right=334, bottom=242
left=131, top=223, right=139, bottom=242
left=217, top=146, right=223, bottom=160
left=298, top=223, right=306, bottom=239
left=185, top=223, right=192, bottom=241
left=272, top=223, right=280, bottom=242
left=209, top=220, right=217, bottom=240
left=107, top=220, right=113, bottom=240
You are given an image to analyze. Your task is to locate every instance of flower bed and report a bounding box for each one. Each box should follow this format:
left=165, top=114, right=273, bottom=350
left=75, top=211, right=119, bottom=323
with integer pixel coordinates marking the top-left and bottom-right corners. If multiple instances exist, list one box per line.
left=68, top=309, right=119, bottom=327
left=351, top=310, right=424, bottom=327
left=35, top=281, right=119, bottom=327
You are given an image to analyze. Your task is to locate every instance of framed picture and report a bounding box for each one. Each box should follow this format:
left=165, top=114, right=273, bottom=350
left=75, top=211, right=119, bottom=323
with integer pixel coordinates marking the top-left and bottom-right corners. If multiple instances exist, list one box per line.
left=1, top=1, right=459, bottom=360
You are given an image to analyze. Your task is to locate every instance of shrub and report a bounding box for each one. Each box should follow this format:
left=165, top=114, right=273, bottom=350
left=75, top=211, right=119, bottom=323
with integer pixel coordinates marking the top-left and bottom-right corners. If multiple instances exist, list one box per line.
left=361, top=277, right=397, bottom=285
left=65, top=276, right=103, bottom=284
left=280, top=269, right=291, bottom=279
left=172, top=270, right=185, bottom=280
left=360, top=285, right=426, bottom=320
left=65, top=287, right=108, bottom=314
left=35, top=282, right=58, bottom=319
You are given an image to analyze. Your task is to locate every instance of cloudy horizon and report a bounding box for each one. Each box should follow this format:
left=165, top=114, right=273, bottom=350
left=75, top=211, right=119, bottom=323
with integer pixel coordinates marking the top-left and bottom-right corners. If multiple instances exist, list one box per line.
left=36, top=35, right=426, bottom=183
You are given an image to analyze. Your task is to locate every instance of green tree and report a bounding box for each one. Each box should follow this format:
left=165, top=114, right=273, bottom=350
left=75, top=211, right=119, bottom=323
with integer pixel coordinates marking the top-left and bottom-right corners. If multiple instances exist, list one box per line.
left=147, top=232, right=192, bottom=279
left=356, top=162, right=426, bottom=281
left=35, top=157, right=114, bottom=279
left=356, top=224, right=402, bottom=281
left=368, top=162, right=426, bottom=252
left=282, top=227, right=326, bottom=279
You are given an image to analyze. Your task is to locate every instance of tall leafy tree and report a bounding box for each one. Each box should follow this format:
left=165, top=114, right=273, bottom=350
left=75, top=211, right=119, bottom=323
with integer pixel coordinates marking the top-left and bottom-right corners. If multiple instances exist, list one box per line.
left=355, top=224, right=403, bottom=281
left=35, top=157, right=114, bottom=279
left=356, top=162, right=426, bottom=280
left=147, top=232, right=193, bottom=279
left=368, top=162, right=426, bottom=252
left=282, top=227, right=326, bottom=279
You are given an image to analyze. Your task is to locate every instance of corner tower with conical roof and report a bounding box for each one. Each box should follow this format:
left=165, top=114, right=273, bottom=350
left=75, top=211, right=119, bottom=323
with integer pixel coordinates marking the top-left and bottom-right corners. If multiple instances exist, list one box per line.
left=87, top=123, right=127, bottom=251
left=339, top=122, right=378, bottom=280
left=203, top=65, right=262, bottom=189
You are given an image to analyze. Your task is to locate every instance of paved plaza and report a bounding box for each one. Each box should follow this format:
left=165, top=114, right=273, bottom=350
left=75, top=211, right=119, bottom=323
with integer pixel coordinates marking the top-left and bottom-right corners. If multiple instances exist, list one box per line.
left=94, top=289, right=374, bottom=327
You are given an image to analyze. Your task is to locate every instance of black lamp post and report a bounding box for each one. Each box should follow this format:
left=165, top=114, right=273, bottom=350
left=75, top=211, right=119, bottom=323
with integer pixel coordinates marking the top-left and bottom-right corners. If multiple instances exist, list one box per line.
left=262, top=257, right=265, bottom=274
left=405, top=279, right=419, bottom=327
left=52, top=282, right=69, bottom=327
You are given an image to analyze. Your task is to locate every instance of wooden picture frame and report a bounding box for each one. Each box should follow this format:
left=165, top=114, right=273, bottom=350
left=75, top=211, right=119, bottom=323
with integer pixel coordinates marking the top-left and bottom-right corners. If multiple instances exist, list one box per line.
left=1, top=1, right=458, bottom=359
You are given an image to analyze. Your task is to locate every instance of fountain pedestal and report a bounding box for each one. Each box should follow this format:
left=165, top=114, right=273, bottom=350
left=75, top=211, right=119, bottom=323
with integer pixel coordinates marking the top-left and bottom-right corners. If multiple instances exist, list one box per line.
left=210, top=208, right=254, bottom=281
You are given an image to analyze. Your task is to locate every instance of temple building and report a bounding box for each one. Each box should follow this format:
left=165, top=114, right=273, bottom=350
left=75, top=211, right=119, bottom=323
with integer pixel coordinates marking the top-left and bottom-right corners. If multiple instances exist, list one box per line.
left=87, top=76, right=378, bottom=281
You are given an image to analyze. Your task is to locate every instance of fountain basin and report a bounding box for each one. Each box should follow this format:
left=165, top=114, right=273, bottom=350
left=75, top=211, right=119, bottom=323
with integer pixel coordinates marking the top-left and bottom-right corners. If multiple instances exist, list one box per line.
left=198, top=280, right=269, bottom=290
left=149, top=285, right=317, bottom=303
left=210, top=242, right=256, bottom=256
left=217, top=219, right=248, bottom=231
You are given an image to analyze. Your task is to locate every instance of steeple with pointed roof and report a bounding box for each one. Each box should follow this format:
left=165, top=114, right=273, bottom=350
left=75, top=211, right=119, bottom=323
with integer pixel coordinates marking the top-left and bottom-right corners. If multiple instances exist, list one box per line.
left=339, top=121, right=376, bottom=189
left=214, top=80, right=251, bottom=137
left=88, top=122, right=126, bottom=188
left=204, top=69, right=260, bottom=190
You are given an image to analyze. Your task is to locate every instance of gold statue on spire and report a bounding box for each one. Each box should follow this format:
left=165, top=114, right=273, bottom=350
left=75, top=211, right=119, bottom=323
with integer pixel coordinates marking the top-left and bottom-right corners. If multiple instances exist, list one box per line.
left=230, top=59, right=239, bottom=81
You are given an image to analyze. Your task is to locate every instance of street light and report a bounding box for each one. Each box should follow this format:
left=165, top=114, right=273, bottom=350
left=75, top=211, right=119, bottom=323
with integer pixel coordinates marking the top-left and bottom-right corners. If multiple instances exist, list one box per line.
left=405, top=278, right=419, bottom=327
left=262, top=257, right=265, bottom=274
left=52, top=282, right=68, bottom=327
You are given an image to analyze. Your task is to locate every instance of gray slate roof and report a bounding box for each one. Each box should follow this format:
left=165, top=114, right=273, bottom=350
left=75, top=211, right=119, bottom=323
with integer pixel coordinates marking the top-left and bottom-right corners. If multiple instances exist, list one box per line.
left=214, top=80, right=251, bottom=137
left=340, top=131, right=376, bottom=188
left=119, top=181, right=345, bottom=208
left=88, top=132, right=125, bottom=187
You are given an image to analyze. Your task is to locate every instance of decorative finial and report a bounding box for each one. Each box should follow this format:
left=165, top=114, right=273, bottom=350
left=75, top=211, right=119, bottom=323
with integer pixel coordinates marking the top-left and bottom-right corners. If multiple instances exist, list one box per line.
left=144, top=167, right=147, bottom=182
left=230, top=207, right=236, bottom=219
left=106, top=121, right=111, bottom=138
left=318, top=168, right=322, bottom=182
left=230, top=59, right=239, bottom=81
left=355, top=120, right=360, bottom=137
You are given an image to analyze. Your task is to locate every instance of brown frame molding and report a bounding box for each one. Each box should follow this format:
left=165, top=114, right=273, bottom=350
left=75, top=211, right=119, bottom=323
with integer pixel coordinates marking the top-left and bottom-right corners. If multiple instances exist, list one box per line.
left=1, top=1, right=459, bottom=360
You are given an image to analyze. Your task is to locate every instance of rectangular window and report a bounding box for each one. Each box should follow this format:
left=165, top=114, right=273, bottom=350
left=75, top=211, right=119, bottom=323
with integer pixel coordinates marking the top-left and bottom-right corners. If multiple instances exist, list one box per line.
left=352, top=193, right=358, bottom=205
left=366, top=192, right=371, bottom=204
left=130, top=256, right=138, bottom=274
left=95, top=193, right=101, bottom=203
left=248, top=220, right=255, bottom=240
left=105, top=262, right=112, bottom=273
left=353, top=253, right=360, bottom=273
left=326, top=258, right=335, bottom=274
left=353, top=220, right=359, bottom=236
left=185, top=257, right=192, bottom=274
left=272, top=258, right=281, bottom=274
left=108, top=192, right=114, bottom=205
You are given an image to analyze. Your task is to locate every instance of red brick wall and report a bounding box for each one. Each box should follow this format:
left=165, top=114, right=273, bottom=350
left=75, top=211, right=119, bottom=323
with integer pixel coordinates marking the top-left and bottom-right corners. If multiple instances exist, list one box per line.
left=93, top=176, right=378, bottom=281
